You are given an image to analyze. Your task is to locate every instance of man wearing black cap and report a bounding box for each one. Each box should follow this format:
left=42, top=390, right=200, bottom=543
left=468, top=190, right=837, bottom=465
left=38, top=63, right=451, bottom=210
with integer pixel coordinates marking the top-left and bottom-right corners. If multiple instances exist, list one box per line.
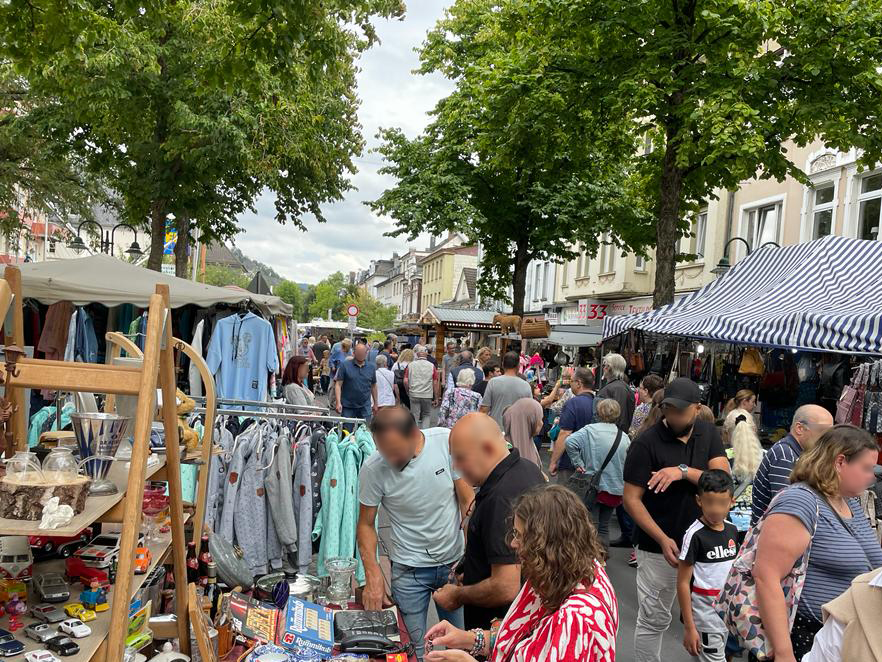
left=623, top=377, right=730, bottom=662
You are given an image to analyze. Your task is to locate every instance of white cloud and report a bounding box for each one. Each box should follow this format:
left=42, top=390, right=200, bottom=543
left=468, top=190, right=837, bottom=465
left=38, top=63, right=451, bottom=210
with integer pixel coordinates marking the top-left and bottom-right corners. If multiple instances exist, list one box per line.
left=230, top=2, right=454, bottom=284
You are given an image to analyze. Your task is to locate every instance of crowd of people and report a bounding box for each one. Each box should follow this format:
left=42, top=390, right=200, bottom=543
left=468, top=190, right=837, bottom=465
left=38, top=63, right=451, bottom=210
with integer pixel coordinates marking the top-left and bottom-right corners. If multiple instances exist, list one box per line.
left=279, top=335, right=882, bottom=662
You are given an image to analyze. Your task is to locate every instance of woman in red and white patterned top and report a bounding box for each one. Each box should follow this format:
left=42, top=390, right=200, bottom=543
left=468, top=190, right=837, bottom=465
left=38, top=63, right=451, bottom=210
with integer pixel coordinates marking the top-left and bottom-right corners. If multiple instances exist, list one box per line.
left=425, top=485, right=618, bottom=662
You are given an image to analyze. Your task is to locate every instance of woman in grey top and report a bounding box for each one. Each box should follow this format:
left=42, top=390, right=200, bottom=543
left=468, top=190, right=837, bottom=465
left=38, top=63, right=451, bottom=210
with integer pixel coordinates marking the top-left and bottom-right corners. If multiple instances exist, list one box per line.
left=754, top=425, right=882, bottom=662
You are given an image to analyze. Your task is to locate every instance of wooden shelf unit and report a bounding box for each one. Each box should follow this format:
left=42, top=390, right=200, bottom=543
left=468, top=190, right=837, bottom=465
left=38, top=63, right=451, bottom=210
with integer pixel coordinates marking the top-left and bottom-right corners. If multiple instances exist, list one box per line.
left=3, top=269, right=192, bottom=661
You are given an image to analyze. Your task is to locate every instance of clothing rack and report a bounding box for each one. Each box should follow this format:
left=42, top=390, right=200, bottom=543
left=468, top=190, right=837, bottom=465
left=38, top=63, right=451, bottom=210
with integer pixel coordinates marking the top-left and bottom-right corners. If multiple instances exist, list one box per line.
left=190, top=395, right=329, bottom=414
left=194, top=407, right=365, bottom=425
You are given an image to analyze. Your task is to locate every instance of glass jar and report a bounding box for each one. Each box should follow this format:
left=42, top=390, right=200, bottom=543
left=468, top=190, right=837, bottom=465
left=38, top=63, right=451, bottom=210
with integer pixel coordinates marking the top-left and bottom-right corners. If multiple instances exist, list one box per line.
left=4, top=451, right=44, bottom=483
left=41, top=446, right=82, bottom=483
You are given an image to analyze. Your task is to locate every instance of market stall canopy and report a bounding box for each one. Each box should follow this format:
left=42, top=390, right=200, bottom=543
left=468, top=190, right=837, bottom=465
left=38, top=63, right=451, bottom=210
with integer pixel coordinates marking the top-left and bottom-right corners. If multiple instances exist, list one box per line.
left=302, top=319, right=376, bottom=335
left=419, top=307, right=499, bottom=330
left=18, top=254, right=293, bottom=316
left=548, top=326, right=602, bottom=347
left=602, top=236, right=882, bottom=354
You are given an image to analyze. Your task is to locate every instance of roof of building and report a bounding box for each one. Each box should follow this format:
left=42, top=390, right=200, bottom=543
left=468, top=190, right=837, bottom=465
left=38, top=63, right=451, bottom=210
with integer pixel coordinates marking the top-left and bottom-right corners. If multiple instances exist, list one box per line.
left=203, top=241, right=246, bottom=271
left=417, top=244, right=479, bottom=265
left=460, top=267, right=476, bottom=299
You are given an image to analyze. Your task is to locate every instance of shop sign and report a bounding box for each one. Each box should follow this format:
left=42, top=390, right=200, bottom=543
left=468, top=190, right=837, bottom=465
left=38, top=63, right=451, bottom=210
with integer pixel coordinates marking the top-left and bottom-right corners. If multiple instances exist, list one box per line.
left=544, top=311, right=559, bottom=325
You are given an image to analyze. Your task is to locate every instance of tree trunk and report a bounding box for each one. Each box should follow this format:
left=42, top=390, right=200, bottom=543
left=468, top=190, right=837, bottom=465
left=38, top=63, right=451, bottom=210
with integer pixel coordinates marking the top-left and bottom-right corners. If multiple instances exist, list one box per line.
left=146, top=199, right=167, bottom=271
left=511, top=239, right=530, bottom=318
left=174, top=211, right=190, bottom=277
left=653, top=117, right=685, bottom=308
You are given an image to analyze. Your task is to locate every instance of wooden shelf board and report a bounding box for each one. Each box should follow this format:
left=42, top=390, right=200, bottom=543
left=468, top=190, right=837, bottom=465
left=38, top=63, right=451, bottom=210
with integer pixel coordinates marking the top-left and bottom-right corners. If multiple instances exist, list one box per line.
left=0, top=456, right=167, bottom=537
left=14, top=513, right=190, bottom=662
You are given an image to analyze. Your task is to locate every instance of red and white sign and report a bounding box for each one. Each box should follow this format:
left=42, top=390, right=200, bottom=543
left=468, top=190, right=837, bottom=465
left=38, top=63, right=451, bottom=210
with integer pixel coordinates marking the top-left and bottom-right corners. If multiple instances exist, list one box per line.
left=346, top=304, right=360, bottom=317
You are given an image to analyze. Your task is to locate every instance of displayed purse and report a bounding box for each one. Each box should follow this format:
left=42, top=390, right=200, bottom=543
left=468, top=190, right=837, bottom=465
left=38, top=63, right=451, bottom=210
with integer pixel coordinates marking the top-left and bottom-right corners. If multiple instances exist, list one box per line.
left=738, top=348, right=765, bottom=377
left=565, top=429, right=623, bottom=509
left=715, top=487, right=819, bottom=660
left=836, top=363, right=868, bottom=425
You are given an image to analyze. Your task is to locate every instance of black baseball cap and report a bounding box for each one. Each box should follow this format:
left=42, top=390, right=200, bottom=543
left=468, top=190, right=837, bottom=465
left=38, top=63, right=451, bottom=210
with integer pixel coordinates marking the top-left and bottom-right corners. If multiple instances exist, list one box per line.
left=661, top=377, right=701, bottom=409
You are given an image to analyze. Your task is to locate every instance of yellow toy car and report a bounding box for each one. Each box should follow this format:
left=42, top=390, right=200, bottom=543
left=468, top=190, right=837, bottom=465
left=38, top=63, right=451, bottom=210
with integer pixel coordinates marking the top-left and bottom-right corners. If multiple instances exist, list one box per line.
left=63, top=603, right=96, bottom=622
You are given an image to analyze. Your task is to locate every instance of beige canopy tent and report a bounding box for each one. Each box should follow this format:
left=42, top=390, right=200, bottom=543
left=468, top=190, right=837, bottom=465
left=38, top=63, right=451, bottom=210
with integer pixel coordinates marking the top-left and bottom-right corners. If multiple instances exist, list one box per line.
left=18, top=254, right=292, bottom=316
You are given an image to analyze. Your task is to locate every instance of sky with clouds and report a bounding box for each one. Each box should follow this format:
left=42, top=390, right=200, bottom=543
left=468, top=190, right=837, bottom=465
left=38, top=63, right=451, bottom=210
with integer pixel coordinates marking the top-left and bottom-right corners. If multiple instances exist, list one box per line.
left=230, top=2, right=453, bottom=285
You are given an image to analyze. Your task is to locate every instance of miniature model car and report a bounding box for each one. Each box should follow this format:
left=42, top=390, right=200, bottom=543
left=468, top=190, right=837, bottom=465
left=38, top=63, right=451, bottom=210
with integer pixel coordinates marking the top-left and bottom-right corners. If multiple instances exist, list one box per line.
left=58, top=619, right=90, bottom=639
left=0, top=628, right=23, bottom=656
left=133, top=548, right=151, bottom=574
left=31, top=604, right=66, bottom=624
left=46, top=635, right=79, bottom=657
left=34, top=573, right=70, bottom=603
left=63, top=557, right=109, bottom=587
left=28, top=528, right=92, bottom=559
left=63, top=603, right=95, bottom=622
left=125, top=631, right=152, bottom=651
left=72, top=533, right=124, bottom=568
left=0, top=536, right=33, bottom=581
left=24, top=622, right=56, bottom=644
left=24, top=651, right=62, bottom=662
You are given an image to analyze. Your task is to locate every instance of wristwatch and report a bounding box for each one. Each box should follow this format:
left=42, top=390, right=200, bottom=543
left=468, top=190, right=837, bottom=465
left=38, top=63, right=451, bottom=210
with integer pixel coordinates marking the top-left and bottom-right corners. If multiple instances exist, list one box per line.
left=678, top=463, right=689, bottom=479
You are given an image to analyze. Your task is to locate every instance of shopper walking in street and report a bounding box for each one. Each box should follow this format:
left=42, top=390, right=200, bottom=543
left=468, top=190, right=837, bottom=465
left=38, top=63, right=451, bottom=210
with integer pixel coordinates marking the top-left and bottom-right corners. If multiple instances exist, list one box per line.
left=754, top=425, right=882, bottom=662
left=447, top=350, right=484, bottom=393
left=442, top=340, right=458, bottom=388
left=357, top=406, right=474, bottom=660
left=405, top=345, right=439, bottom=429
left=438, top=369, right=483, bottom=429
left=393, top=348, right=414, bottom=410
left=564, top=398, right=630, bottom=547
left=548, top=367, right=595, bottom=482
left=597, top=352, right=635, bottom=433
left=622, top=377, right=729, bottom=662
left=479, top=351, right=532, bottom=430
left=282, top=355, right=315, bottom=407
left=472, top=359, right=499, bottom=398
left=630, top=373, right=665, bottom=437
left=433, top=413, right=544, bottom=630
left=319, top=349, right=331, bottom=395
left=475, top=346, right=493, bottom=372
left=424, top=485, right=618, bottom=662
left=503, top=396, right=544, bottom=468
left=334, top=340, right=378, bottom=422
left=723, top=407, right=764, bottom=534
left=750, top=404, right=833, bottom=524
left=375, top=354, right=398, bottom=407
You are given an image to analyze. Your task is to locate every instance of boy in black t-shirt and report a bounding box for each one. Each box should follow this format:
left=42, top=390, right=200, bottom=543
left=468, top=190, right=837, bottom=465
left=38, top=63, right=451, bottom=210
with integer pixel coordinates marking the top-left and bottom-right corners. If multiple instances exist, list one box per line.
left=677, top=470, right=738, bottom=662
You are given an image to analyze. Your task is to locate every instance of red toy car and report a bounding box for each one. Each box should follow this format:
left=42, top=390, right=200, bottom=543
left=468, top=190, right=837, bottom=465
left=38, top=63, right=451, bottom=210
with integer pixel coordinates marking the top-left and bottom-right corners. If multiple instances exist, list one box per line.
left=63, top=558, right=109, bottom=588
left=29, top=528, right=93, bottom=559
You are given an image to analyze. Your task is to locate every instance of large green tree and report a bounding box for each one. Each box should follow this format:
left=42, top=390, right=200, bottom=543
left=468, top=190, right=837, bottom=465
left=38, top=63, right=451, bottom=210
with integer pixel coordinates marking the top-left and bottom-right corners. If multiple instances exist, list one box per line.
left=307, top=272, right=358, bottom=321
left=494, top=0, right=882, bottom=305
left=346, top=289, right=397, bottom=333
left=274, top=279, right=305, bottom=322
left=0, top=0, right=403, bottom=274
left=369, top=0, right=653, bottom=316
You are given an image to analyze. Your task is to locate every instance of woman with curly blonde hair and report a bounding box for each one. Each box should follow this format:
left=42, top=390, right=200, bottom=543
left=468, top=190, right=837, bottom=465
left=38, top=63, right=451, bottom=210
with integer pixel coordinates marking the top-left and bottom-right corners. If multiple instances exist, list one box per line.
left=424, top=485, right=618, bottom=662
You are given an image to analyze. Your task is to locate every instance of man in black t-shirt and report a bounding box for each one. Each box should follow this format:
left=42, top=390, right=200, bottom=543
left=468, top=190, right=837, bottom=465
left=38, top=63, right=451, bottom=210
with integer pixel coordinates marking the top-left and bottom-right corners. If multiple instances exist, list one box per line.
left=623, top=378, right=729, bottom=662
left=433, top=413, right=544, bottom=629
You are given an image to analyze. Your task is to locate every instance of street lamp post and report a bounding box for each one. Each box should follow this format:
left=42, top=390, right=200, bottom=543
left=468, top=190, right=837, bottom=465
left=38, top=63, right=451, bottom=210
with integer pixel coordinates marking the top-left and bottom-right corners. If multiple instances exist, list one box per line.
left=711, top=237, right=780, bottom=277
left=67, top=220, right=144, bottom=258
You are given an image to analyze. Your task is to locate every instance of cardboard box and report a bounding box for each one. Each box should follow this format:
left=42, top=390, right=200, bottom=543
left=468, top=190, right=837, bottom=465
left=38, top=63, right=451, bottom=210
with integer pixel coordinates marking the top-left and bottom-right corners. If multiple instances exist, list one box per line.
left=277, top=596, right=334, bottom=656
left=228, top=591, right=280, bottom=643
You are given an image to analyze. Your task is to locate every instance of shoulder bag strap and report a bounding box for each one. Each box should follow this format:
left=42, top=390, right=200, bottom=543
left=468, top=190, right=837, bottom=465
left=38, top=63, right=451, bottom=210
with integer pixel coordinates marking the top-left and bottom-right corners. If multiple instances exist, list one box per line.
left=596, top=429, right=623, bottom=476
left=822, top=496, right=871, bottom=567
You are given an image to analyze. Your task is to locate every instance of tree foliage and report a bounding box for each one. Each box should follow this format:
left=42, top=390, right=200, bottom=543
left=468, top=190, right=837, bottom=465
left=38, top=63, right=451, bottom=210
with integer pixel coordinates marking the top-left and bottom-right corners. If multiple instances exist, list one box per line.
left=491, top=0, right=882, bottom=305
left=201, top=264, right=250, bottom=289
left=274, top=279, right=305, bottom=321
left=369, top=0, right=654, bottom=315
left=346, top=289, right=398, bottom=333
left=0, top=0, right=404, bottom=273
left=307, top=272, right=358, bottom=321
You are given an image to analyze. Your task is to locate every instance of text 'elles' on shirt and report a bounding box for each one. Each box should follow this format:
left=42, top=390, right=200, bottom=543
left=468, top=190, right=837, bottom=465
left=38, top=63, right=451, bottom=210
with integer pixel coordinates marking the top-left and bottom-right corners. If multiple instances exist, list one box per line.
left=205, top=312, right=279, bottom=407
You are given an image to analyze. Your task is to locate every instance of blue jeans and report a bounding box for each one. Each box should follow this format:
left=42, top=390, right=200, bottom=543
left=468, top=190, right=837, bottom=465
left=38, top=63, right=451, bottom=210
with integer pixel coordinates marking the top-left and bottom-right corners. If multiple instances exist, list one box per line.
left=390, top=561, right=463, bottom=660
left=341, top=404, right=372, bottom=431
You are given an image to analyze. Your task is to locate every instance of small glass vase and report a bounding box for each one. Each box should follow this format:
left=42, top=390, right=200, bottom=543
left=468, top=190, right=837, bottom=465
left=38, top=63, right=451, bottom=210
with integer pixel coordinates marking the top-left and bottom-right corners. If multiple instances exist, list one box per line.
left=325, top=556, right=357, bottom=607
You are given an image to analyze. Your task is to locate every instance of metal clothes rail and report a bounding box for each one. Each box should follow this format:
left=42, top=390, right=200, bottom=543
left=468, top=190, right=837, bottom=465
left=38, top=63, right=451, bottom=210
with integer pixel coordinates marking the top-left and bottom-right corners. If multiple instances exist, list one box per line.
left=193, top=407, right=365, bottom=425
left=190, top=395, right=329, bottom=414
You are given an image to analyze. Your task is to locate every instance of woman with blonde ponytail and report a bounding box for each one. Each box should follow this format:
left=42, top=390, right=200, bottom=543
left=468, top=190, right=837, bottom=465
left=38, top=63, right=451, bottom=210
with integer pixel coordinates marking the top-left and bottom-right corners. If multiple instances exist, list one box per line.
left=724, top=408, right=764, bottom=535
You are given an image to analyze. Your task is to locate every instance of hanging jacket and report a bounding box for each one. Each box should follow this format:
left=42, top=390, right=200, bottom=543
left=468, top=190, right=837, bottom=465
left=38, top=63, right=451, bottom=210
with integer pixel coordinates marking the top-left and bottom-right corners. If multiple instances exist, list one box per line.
left=206, top=426, right=234, bottom=533
left=312, top=430, right=344, bottom=577
left=293, top=432, right=314, bottom=574
left=266, top=428, right=298, bottom=555
left=236, top=428, right=268, bottom=574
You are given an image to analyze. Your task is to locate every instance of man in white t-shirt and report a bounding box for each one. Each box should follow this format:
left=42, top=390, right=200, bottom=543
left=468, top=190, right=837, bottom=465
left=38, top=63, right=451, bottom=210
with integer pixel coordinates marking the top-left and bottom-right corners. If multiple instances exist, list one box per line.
left=375, top=354, right=398, bottom=407
left=357, top=406, right=474, bottom=659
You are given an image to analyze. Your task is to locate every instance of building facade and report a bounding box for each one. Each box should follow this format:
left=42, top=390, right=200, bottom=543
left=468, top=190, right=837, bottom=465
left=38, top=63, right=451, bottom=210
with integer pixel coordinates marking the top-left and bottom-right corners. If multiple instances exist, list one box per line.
left=418, top=234, right=478, bottom=310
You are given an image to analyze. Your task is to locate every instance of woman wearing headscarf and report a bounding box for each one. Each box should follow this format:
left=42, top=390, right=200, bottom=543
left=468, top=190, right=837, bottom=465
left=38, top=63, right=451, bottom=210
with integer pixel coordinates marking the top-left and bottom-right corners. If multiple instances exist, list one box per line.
left=503, top=397, right=543, bottom=468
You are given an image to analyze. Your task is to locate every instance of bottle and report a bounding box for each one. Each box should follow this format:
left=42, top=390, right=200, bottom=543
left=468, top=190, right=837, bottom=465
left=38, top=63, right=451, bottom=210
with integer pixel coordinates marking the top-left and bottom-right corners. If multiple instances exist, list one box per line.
left=198, top=538, right=211, bottom=579
left=205, top=561, right=219, bottom=621
left=186, top=541, right=199, bottom=585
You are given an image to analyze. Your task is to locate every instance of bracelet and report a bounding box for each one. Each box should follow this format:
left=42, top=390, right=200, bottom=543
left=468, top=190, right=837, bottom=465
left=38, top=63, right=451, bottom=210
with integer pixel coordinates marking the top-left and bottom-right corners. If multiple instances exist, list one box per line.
left=469, top=628, right=485, bottom=656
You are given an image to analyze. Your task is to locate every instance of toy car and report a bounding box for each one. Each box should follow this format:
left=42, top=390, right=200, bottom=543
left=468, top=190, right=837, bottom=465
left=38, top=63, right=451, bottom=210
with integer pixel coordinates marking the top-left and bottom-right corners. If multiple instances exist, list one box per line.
left=24, top=651, right=61, bottom=662
left=34, top=574, right=70, bottom=603
left=79, top=583, right=108, bottom=612
left=63, top=603, right=95, bottom=622
left=46, top=635, right=79, bottom=657
left=0, top=536, right=33, bottom=581
left=133, top=548, right=151, bottom=574
left=31, top=604, right=66, bottom=624
left=124, top=631, right=152, bottom=651
left=28, top=528, right=92, bottom=559
left=63, top=557, right=109, bottom=587
left=73, top=533, right=124, bottom=569
left=24, top=622, right=56, bottom=644
left=0, top=628, right=23, bottom=656
left=58, top=619, right=90, bottom=639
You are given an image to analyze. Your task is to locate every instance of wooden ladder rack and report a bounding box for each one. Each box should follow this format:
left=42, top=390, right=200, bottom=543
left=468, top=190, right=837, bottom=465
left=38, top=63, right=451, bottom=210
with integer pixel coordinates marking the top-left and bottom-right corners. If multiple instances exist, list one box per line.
left=3, top=268, right=190, bottom=661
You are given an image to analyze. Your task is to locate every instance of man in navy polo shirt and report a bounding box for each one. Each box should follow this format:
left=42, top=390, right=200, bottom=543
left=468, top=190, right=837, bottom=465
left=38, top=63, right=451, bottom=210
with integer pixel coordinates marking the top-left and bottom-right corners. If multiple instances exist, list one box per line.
left=335, top=340, right=378, bottom=422
left=548, top=367, right=595, bottom=483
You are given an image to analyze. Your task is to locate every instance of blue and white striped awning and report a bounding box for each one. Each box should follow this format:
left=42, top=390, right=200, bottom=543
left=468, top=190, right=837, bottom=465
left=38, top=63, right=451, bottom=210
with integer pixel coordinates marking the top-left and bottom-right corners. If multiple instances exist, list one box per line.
left=602, top=236, right=882, bottom=354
